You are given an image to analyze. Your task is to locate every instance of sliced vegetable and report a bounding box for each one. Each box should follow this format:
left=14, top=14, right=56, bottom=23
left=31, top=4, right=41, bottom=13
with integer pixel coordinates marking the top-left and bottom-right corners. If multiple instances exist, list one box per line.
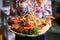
left=25, top=21, right=34, bottom=27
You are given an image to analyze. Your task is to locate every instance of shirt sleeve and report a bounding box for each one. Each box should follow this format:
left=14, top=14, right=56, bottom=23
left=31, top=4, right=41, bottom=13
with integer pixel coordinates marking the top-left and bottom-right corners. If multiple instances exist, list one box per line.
left=43, top=0, right=52, bottom=16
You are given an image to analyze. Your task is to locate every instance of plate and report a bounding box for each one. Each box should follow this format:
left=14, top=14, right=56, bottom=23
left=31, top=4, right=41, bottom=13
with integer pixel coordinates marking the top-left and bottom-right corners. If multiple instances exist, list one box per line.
left=8, top=23, right=51, bottom=37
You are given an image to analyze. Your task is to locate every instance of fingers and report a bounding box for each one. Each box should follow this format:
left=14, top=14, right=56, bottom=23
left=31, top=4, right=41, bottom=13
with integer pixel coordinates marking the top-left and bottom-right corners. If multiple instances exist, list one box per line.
left=46, top=16, right=55, bottom=20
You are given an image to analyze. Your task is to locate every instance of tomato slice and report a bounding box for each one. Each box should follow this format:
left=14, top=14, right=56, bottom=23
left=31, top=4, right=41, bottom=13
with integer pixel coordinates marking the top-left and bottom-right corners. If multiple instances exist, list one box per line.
left=25, top=21, right=34, bottom=27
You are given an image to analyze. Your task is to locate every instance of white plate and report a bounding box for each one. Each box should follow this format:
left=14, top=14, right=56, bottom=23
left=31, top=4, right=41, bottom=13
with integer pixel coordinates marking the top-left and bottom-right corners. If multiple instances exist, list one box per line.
left=8, top=23, right=51, bottom=37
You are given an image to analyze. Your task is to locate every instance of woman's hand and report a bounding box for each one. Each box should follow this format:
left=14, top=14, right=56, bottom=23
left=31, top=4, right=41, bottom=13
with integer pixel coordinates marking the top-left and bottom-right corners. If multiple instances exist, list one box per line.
left=45, top=16, right=55, bottom=25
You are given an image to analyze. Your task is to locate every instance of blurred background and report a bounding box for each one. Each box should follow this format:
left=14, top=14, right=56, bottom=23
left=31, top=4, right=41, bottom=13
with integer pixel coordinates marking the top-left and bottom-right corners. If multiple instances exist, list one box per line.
left=0, top=0, right=60, bottom=40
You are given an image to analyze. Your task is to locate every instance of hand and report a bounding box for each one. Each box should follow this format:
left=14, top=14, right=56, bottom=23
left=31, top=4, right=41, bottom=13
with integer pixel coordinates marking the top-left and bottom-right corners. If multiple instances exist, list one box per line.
left=45, top=16, right=55, bottom=25
left=46, top=16, right=55, bottom=20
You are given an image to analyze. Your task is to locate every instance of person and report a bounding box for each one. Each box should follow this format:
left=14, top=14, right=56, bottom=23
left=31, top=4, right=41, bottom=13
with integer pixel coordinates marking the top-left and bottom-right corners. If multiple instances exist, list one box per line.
left=10, top=0, right=17, bottom=16
left=9, top=0, right=54, bottom=40
left=16, top=0, right=27, bottom=15
left=27, top=0, right=54, bottom=24
left=10, top=0, right=27, bottom=16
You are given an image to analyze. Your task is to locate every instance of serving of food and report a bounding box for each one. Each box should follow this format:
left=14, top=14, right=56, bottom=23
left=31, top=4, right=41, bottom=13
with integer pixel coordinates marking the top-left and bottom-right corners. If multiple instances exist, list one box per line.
left=8, top=11, right=54, bottom=37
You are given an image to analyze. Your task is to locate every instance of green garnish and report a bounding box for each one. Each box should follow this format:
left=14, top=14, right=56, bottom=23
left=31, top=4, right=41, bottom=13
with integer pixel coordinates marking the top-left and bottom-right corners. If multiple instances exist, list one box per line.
left=21, top=24, right=40, bottom=35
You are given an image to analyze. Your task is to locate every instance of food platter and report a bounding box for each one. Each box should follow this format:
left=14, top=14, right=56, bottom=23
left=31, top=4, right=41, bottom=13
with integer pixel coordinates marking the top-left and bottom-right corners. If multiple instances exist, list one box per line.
left=8, top=23, right=51, bottom=37
left=8, top=11, right=53, bottom=37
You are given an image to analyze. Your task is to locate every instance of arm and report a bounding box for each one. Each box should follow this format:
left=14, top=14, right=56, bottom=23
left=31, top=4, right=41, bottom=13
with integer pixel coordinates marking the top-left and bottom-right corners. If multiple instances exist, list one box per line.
left=43, top=0, right=55, bottom=25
